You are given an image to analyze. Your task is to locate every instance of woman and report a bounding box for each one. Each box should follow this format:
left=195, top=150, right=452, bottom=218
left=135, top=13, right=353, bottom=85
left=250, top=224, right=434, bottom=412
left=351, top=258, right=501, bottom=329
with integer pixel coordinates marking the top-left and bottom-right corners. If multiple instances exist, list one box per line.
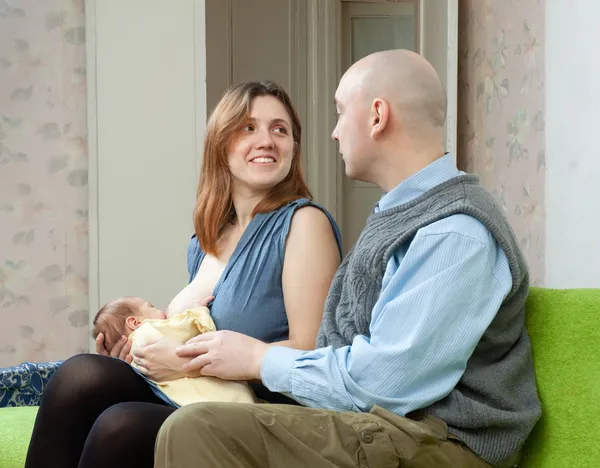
left=25, top=81, right=342, bottom=468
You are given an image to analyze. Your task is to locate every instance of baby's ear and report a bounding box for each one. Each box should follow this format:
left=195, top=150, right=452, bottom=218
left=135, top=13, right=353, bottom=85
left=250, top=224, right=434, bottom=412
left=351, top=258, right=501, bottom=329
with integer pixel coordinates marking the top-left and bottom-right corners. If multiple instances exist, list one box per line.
left=125, top=315, right=143, bottom=330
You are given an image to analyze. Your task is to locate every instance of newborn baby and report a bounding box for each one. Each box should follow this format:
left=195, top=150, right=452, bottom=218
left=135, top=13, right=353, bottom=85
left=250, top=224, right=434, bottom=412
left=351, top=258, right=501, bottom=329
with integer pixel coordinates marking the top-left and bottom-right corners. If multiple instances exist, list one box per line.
left=92, top=297, right=255, bottom=407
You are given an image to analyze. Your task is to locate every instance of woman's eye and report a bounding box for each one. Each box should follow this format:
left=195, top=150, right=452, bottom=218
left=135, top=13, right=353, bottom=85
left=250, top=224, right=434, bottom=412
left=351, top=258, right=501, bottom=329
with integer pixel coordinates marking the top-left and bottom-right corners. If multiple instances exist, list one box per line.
left=242, top=125, right=254, bottom=132
left=273, top=126, right=288, bottom=134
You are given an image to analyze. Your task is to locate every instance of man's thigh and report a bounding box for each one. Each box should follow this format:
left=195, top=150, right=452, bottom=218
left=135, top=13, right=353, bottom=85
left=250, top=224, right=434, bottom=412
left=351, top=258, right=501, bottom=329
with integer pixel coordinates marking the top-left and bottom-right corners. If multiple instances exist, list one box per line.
left=154, top=402, right=488, bottom=468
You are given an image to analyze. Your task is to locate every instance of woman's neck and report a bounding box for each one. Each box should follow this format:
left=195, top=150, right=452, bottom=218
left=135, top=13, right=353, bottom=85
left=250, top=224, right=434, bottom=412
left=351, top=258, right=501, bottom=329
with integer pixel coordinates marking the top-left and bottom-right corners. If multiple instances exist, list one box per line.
left=230, top=186, right=268, bottom=229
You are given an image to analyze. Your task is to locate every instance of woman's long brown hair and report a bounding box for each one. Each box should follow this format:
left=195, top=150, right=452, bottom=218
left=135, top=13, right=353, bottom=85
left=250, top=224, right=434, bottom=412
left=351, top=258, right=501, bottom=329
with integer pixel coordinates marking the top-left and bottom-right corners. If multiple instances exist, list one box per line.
left=194, top=81, right=311, bottom=256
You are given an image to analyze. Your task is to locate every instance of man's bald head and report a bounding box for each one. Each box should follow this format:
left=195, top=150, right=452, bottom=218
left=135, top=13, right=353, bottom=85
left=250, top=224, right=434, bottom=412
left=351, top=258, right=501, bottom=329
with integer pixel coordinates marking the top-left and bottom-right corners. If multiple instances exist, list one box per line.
left=337, top=49, right=447, bottom=138
left=332, top=50, right=448, bottom=190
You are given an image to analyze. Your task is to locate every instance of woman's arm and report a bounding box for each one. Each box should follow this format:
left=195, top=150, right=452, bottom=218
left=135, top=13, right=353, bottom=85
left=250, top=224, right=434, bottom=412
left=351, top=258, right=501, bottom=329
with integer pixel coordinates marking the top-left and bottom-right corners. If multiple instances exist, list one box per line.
left=278, top=206, right=341, bottom=350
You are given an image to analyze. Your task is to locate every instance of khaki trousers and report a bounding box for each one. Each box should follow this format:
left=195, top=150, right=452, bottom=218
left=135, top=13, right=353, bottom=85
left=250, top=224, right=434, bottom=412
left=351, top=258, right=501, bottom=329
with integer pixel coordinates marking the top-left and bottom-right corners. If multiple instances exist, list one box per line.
left=154, top=402, right=493, bottom=468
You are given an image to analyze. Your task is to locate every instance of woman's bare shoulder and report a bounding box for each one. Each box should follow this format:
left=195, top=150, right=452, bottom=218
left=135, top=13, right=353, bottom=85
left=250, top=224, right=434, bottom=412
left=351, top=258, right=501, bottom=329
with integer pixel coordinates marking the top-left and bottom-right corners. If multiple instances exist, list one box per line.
left=288, top=205, right=333, bottom=233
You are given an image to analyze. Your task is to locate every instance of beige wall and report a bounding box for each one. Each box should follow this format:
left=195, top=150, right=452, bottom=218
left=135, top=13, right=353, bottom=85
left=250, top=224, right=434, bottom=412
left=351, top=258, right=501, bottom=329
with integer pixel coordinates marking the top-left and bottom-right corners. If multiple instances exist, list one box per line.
left=0, top=0, right=88, bottom=367
left=457, top=0, right=546, bottom=285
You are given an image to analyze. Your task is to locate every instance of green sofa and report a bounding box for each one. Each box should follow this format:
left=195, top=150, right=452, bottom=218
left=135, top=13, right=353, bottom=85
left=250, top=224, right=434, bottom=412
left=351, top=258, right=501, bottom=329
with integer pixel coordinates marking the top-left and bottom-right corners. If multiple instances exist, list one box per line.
left=1, top=288, right=598, bottom=467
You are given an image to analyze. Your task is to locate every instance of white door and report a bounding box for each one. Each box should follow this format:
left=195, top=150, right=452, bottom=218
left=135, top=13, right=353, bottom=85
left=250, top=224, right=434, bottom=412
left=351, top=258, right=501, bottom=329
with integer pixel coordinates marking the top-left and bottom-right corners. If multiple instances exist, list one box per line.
left=338, top=0, right=457, bottom=253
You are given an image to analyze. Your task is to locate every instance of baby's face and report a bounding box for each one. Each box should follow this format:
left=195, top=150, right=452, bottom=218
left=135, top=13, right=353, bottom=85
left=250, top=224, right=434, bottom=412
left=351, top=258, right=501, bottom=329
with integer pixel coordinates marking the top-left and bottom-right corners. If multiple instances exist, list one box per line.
left=129, top=297, right=167, bottom=321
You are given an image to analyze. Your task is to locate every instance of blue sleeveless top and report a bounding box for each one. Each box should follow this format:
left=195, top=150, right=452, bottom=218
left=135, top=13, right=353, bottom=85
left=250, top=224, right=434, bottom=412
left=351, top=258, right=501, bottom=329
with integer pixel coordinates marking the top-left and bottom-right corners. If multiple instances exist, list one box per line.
left=186, top=198, right=342, bottom=344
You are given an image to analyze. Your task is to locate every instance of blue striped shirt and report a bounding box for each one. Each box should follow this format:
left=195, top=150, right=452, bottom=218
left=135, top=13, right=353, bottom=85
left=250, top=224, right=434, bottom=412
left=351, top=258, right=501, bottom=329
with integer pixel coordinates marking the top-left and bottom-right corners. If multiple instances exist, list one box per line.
left=261, top=154, right=512, bottom=414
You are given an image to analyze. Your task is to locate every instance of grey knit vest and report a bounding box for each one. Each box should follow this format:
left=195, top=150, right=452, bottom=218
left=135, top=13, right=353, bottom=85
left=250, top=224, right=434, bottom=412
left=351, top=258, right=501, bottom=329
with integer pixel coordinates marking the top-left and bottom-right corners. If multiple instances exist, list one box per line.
left=316, top=175, right=541, bottom=467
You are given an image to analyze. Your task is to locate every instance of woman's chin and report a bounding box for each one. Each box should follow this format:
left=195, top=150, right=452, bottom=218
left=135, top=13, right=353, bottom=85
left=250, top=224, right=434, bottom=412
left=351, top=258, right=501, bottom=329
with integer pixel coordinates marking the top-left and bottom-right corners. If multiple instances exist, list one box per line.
left=236, top=175, right=287, bottom=193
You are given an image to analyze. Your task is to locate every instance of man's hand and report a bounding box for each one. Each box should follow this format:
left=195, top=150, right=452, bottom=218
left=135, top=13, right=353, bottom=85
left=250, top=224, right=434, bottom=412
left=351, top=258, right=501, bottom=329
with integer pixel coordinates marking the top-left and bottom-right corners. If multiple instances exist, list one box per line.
left=131, top=335, right=192, bottom=382
left=96, top=333, right=133, bottom=363
left=176, top=331, right=269, bottom=381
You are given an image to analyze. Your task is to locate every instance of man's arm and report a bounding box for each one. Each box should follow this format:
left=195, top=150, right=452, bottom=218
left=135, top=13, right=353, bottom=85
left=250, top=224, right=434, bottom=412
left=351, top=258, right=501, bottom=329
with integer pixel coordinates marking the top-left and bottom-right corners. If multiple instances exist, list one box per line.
left=261, top=220, right=512, bottom=414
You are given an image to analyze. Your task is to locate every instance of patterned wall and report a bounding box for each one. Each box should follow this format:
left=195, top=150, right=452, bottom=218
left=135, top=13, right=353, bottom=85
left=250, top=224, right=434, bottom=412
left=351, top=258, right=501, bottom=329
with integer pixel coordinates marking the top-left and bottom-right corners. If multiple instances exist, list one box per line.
left=457, top=0, right=546, bottom=284
left=0, top=0, right=88, bottom=367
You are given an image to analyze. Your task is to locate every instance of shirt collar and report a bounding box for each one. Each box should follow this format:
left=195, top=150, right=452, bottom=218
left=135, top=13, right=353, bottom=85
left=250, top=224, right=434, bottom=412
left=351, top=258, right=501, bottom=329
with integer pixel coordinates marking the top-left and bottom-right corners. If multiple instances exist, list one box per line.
left=375, top=153, right=463, bottom=212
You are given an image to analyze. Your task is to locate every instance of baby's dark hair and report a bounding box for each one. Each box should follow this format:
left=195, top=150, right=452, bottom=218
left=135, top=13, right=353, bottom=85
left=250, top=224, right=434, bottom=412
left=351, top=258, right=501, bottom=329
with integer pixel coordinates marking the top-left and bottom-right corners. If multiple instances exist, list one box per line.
left=92, top=298, right=139, bottom=349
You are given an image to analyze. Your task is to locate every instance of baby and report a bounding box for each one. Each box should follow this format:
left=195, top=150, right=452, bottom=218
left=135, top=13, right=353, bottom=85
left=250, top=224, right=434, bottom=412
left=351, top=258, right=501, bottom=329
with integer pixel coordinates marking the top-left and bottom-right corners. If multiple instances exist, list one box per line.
left=93, top=297, right=166, bottom=352
left=92, top=296, right=256, bottom=407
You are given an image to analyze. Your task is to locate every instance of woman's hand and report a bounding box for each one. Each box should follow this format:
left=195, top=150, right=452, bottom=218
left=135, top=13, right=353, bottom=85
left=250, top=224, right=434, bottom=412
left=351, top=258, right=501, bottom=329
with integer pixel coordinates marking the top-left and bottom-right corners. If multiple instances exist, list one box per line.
left=176, top=330, right=269, bottom=381
left=131, top=335, right=192, bottom=382
left=95, top=333, right=133, bottom=363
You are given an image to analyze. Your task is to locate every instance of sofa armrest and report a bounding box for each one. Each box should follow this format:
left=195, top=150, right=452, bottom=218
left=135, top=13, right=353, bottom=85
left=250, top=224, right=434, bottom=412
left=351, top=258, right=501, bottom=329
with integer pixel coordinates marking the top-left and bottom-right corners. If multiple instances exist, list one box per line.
left=0, top=361, right=64, bottom=407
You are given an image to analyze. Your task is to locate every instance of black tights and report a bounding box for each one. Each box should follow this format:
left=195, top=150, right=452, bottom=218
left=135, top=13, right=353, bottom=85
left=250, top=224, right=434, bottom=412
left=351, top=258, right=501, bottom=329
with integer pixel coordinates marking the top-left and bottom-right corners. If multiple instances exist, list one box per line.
left=24, top=354, right=176, bottom=468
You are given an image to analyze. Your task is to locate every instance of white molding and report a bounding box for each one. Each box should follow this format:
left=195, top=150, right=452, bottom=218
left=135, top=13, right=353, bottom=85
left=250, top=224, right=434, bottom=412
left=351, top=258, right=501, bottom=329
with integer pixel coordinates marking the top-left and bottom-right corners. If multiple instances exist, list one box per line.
left=226, top=0, right=233, bottom=85
left=85, top=0, right=99, bottom=353
left=420, top=0, right=458, bottom=160
left=446, top=0, right=458, bottom=159
left=305, top=0, right=341, bottom=219
left=194, top=0, right=207, bottom=177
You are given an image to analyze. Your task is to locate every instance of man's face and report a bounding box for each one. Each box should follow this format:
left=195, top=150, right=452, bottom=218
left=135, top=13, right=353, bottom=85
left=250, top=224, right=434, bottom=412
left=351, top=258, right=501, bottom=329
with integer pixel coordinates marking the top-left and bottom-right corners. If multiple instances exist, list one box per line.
left=331, top=80, right=372, bottom=181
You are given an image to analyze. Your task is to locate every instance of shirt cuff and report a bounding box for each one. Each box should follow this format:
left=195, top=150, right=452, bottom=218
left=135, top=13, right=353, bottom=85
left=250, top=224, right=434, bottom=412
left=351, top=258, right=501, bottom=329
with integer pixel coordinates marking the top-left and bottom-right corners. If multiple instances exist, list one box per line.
left=260, top=346, right=306, bottom=393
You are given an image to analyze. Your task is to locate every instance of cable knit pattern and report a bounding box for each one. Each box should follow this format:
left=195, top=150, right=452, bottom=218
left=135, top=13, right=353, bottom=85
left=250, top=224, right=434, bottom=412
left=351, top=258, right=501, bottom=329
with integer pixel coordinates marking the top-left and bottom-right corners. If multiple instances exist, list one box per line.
left=316, top=175, right=541, bottom=466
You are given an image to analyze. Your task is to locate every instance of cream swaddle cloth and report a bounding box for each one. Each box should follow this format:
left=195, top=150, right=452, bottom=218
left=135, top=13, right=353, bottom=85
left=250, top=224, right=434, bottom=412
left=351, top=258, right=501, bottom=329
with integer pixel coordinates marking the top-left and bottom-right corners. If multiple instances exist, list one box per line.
left=130, top=307, right=255, bottom=406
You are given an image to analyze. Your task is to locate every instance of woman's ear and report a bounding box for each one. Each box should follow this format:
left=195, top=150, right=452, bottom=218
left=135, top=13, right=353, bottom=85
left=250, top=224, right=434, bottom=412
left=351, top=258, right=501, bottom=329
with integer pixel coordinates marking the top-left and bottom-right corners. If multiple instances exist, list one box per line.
left=125, top=315, right=142, bottom=331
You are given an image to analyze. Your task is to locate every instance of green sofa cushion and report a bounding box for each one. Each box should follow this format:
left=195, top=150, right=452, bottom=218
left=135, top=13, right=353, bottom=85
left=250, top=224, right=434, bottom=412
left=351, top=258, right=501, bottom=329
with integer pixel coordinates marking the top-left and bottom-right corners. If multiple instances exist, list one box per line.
left=520, top=288, right=600, bottom=468
left=0, top=406, right=38, bottom=468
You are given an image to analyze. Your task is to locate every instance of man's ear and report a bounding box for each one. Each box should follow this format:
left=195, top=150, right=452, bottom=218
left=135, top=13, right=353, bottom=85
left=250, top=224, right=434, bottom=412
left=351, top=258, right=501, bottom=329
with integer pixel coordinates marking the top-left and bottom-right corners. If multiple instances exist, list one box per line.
left=125, top=315, right=142, bottom=331
left=370, top=98, right=389, bottom=139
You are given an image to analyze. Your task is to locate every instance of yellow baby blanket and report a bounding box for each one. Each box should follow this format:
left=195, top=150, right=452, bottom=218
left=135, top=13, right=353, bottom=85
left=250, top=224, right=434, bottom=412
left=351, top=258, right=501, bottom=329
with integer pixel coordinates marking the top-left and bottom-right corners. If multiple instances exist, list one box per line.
left=130, top=307, right=255, bottom=406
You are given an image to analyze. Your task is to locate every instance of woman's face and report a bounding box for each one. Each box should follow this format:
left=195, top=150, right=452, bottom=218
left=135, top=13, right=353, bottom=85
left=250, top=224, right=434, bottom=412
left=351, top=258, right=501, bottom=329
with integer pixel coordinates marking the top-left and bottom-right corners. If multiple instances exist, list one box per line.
left=227, top=95, right=295, bottom=194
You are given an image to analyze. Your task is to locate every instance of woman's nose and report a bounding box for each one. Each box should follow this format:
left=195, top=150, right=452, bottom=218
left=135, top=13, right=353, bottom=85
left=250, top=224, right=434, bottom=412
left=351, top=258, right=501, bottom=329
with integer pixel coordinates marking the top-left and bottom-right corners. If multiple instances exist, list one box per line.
left=254, top=128, right=274, bottom=149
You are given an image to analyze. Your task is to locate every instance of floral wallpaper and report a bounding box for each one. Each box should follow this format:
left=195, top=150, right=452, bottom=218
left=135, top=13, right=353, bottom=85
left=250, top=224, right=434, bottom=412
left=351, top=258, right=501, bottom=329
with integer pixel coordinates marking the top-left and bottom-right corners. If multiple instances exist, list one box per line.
left=0, top=0, right=89, bottom=367
left=457, top=0, right=546, bottom=285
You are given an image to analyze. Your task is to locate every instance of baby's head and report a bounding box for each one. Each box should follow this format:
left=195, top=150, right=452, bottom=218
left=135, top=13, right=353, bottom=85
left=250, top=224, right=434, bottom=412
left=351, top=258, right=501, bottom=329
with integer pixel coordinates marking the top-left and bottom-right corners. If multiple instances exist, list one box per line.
left=92, top=297, right=166, bottom=352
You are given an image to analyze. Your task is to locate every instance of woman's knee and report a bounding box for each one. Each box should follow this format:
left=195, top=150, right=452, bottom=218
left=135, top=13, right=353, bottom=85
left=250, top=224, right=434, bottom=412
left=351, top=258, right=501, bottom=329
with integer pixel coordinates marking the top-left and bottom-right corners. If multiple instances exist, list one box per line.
left=43, top=354, right=122, bottom=402
left=88, top=403, right=135, bottom=442
left=86, top=402, right=174, bottom=450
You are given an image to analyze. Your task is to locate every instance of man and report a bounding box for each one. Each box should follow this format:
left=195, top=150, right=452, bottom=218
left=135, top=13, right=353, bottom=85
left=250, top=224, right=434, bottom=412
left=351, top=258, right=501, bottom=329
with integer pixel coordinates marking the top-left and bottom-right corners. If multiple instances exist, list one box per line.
left=156, top=50, right=541, bottom=468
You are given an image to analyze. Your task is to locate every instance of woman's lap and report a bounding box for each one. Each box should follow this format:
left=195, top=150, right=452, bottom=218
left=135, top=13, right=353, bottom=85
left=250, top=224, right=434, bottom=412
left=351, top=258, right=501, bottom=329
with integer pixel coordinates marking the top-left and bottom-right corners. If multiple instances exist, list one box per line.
left=25, top=353, right=170, bottom=468
left=25, top=353, right=299, bottom=467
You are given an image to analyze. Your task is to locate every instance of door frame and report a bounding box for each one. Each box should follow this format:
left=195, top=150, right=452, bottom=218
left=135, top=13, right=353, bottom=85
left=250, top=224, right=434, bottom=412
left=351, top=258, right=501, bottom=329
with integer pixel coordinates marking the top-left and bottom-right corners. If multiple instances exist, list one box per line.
left=303, top=0, right=343, bottom=220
